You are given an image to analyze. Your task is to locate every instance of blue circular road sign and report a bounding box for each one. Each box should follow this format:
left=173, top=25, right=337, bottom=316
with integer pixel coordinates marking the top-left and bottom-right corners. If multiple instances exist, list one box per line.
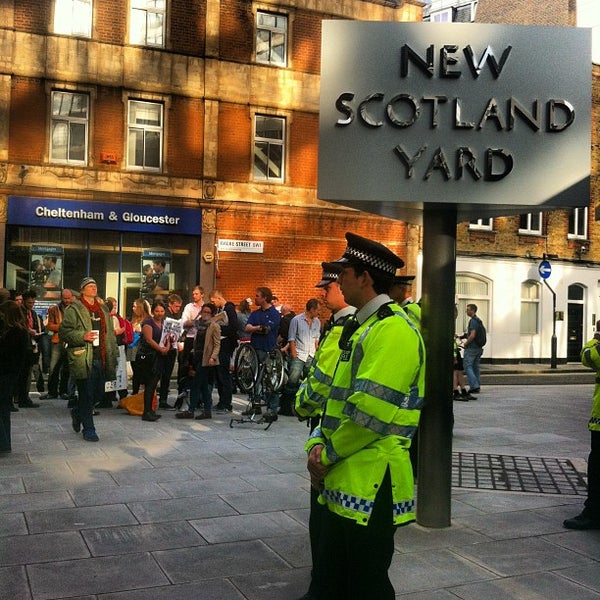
left=538, top=260, right=552, bottom=279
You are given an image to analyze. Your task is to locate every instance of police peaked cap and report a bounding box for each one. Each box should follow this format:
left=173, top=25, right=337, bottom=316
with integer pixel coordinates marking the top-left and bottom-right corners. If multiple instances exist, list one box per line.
left=315, top=262, right=342, bottom=288
left=391, top=275, right=415, bottom=286
left=331, top=232, right=404, bottom=277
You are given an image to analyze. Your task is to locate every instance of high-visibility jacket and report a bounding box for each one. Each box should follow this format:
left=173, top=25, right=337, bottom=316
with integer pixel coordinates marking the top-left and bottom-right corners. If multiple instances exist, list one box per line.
left=403, top=301, right=421, bottom=331
left=580, top=338, right=600, bottom=432
left=295, top=310, right=353, bottom=419
left=306, top=301, right=425, bottom=526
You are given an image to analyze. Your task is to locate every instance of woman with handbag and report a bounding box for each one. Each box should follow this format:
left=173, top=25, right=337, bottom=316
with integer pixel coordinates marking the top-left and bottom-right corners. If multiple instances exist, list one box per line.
left=136, top=300, right=172, bottom=422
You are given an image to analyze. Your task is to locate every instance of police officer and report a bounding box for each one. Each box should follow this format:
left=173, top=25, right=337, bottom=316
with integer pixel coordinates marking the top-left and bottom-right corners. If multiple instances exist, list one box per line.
left=295, top=262, right=355, bottom=600
left=304, top=233, right=425, bottom=599
left=563, top=326, right=600, bottom=530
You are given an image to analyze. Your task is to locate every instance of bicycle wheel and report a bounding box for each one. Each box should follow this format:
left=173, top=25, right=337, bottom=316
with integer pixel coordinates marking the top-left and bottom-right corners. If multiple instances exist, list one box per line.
left=264, top=349, right=286, bottom=393
left=234, top=343, right=259, bottom=393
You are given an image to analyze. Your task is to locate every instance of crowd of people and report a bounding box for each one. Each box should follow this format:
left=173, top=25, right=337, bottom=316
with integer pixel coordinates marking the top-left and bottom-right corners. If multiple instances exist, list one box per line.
left=2, top=231, right=599, bottom=600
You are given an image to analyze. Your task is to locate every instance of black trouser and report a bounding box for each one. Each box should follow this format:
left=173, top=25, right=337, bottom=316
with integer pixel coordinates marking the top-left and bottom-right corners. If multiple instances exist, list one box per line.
left=177, top=337, right=194, bottom=392
left=159, top=350, right=177, bottom=403
left=214, top=339, right=235, bottom=409
left=313, top=469, right=397, bottom=600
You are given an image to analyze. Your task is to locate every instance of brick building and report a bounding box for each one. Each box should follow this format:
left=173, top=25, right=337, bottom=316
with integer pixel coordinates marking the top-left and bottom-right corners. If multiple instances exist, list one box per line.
left=0, top=0, right=597, bottom=362
left=0, top=0, right=422, bottom=322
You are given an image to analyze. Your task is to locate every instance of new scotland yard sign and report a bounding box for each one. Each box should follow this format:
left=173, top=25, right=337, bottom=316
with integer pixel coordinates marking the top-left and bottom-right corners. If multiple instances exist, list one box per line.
left=318, top=22, right=592, bottom=223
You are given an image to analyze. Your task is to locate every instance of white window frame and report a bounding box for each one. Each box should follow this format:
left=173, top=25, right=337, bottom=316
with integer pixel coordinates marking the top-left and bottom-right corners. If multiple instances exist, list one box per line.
left=469, top=218, right=493, bottom=231
left=50, top=91, right=89, bottom=165
left=520, top=280, right=540, bottom=334
left=130, top=0, right=166, bottom=48
left=431, top=9, right=453, bottom=22
left=455, top=273, right=490, bottom=336
left=256, top=10, right=288, bottom=67
left=253, top=114, right=285, bottom=183
left=568, top=207, right=588, bottom=240
left=54, top=0, right=93, bottom=37
left=127, top=100, right=163, bottom=172
left=518, top=212, right=543, bottom=235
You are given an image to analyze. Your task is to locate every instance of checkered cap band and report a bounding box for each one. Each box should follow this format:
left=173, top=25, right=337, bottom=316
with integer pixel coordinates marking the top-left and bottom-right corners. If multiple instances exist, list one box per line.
left=344, top=244, right=398, bottom=276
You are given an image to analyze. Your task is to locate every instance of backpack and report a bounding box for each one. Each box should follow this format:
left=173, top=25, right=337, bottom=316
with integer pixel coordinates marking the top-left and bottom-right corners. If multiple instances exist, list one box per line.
left=474, top=317, right=487, bottom=347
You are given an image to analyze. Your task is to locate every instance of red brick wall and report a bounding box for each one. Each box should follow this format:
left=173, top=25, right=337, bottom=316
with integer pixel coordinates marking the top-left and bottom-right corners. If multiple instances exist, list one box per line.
left=13, top=0, right=51, bottom=33
left=94, top=86, right=124, bottom=168
left=8, top=77, right=46, bottom=163
left=220, top=0, right=254, bottom=63
left=95, top=0, right=126, bottom=44
left=170, top=0, right=206, bottom=56
left=214, top=205, right=408, bottom=313
left=291, top=13, right=322, bottom=74
left=288, top=112, right=318, bottom=187
left=167, top=96, right=204, bottom=177
left=217, top=103, right=251, bottom=181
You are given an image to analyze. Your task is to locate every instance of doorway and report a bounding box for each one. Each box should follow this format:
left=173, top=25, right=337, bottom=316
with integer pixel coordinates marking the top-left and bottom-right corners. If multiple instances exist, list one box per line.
left=567, top=284, right=585, bottom=362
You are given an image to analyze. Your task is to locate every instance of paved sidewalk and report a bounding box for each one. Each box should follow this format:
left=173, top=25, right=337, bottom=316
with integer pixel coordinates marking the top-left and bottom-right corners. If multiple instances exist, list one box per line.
left=1, top=380, right=599, bottom=599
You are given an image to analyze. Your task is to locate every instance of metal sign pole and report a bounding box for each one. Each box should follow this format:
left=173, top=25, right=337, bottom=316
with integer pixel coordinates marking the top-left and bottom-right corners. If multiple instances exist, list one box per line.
left=416, top=204, right=456, bottom=528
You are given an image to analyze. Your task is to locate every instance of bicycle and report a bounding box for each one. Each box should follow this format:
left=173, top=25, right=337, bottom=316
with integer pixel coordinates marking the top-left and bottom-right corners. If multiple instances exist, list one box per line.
left=230, top=343, right=286, bottom=430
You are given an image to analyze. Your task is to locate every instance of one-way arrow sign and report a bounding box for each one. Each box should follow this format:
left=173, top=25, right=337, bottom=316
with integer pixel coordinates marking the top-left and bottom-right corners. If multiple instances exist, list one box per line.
left=538, top=260, right=552, bottom=279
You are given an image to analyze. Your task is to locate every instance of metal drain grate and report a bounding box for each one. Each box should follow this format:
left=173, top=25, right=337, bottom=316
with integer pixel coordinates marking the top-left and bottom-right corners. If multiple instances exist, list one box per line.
left=452, top=452, right=588, bottom=495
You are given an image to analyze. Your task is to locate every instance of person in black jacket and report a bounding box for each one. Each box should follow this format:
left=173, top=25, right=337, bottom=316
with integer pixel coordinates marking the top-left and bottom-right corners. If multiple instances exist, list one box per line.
left=0, top=301, right=30, bottom=452
left=209, top=290, right=238, bottom=412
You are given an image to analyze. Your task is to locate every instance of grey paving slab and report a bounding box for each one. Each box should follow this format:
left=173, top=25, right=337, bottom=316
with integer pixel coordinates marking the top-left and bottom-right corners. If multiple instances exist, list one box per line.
left=0, top=512, right=28, bottom=537
left=25, top=504, right=139, bottom=534
left=444, top=571, right=600, bottom=600
left=0, top=531, right=89, bottom=566
left=230, top=566, right=311, bottom=600
left=221, top=488, right=310, bottom=514
left=394, top=522, right=491, bottom=553
left=22, top=471, right=116, bottom=493
left=454, top=489, right=574, bottom=514
left=189, top=511, right=307, bottom=544
left=110, top=465, right=197, bottom=485
left=0, top=565, right=31, bottom=600
left=453, top=508, right=568, bottom=540
left=98, top=579, right=246, bottom=600
left=452, top=537, right=594, bottom=577
left=397, top=590, right=465, bottom=600
left=238, top=472, right=309, bottom=491
left=158, top=475, right=258, bottom=498
left=0, top=476, right=25, bottom=495
left=27, top=552, right=169, bottom=599
left=557, top=563, right=600, bottom=593
left=153, top=539, right=289, bottom=583
left=70, top=482, right=172, bottom=507
left=127, top=494, right=238, bottom=524
left=82, top=521, right=206, bottom=556
left=543, top=529, right=600, bottom=557
left=388, top=548, right=497, bottom=595
left=262, top=532, right=313, bottom=568
left=0, top=490, right=74, bottom=514
left=189, top=461, right=280, bottom=479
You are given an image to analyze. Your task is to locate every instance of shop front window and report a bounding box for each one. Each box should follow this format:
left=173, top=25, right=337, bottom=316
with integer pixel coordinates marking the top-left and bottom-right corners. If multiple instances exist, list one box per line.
left=5, top=226, right=199, bottom=319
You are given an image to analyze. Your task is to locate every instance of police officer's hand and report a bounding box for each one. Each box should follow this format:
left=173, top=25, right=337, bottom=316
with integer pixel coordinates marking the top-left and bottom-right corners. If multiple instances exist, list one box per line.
left=307, top=444, right=329, bottom=490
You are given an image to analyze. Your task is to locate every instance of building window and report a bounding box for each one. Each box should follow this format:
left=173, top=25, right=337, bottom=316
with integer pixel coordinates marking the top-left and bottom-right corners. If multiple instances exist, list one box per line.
left=254, top=115, right=285, bottom=182
left=127, top=100, right=163, bottom=171
left=469, top=218, right=493, bottom=231
left=431, top=9, right=452, bottom=22
left=50, top=91, right=89, bottom=165
left=518, top=212, right=542, bottom=235
left=54, top=0, right=93, bottom=37
left=568, top=207, right=588, bottom=239
left=130, top=0, right=166, bottom=47
left=520, top=280, right=540, bottom=334
left=256, top=11, right=287, bottom=66
left=455, top=274, right=490, bottom=335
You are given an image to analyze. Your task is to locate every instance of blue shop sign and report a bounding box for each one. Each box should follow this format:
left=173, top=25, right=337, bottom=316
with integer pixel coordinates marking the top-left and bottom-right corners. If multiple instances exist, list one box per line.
left=8, top=196, right=202, bottom=235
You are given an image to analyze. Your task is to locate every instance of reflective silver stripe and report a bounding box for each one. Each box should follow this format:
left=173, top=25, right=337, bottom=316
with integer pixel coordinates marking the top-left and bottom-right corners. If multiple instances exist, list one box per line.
left=298, top=380, right=327, bottom=409
left=308, top=426, right=323, bottom=441
left=322, top=488, right=415, bottom=518
left=313, top=364, right=333, bottom=387
left=343, top=402, right=418, bottom=439
left=329, top=385, right=352, bottom=401
left=324, top=440, right=340, bottom=463
left=321, top=414, right=341, bottom=431
left=354, top=378, right=423, bottom=410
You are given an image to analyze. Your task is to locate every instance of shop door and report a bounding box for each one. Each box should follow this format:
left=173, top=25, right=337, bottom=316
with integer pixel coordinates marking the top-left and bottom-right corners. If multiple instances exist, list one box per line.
left=567, top=284, right=584, bottom=362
